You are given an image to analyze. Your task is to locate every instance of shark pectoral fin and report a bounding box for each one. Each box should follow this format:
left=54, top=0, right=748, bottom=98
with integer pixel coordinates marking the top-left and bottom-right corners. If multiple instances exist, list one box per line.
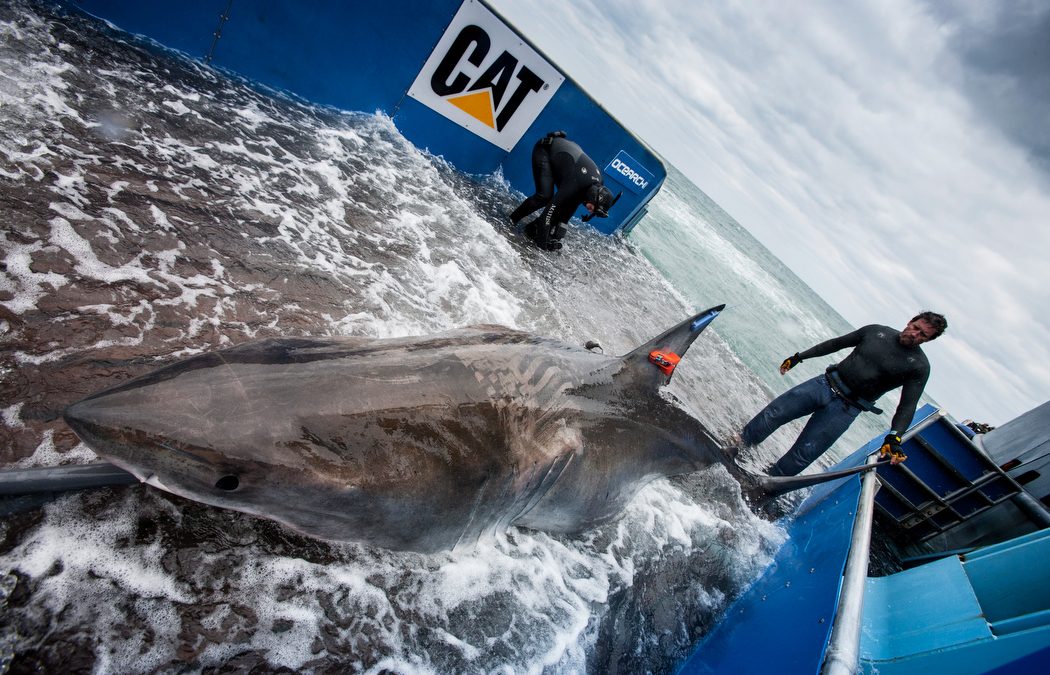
left=617, top=304, right=725, bottom=390
left=738, top=460, right=890, bottom=500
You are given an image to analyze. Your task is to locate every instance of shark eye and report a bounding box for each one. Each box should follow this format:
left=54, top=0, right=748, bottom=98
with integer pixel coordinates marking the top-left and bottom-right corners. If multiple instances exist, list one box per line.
left=215, top=475, right=240, bottom=491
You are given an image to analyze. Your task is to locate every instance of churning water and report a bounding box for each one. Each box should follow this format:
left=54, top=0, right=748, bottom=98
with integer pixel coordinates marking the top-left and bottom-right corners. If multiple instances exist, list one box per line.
left=0, top=2, right=883, bottom=673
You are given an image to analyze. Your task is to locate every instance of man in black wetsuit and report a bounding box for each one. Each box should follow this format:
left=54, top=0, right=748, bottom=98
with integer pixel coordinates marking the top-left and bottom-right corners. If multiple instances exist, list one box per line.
left=739, top=311, right=947, bottom=476
left=509, top=131, right=616, bottom=251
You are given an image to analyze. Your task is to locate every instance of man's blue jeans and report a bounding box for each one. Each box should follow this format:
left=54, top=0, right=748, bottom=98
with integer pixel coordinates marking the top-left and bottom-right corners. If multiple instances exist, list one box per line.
left=742, top=374, right=861, bottom=476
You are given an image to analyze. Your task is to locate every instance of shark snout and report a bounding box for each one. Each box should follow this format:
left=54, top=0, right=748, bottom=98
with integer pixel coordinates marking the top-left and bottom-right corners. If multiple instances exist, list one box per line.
left=64, top=397, right=122, bottom=451
left=63, top=390, right=158, bottom=448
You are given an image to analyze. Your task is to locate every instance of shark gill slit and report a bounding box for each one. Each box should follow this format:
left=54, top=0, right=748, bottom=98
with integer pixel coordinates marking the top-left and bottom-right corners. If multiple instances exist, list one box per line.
left=508, top=451, right=576, bottom=523
left=488, top=470, right=523, bottom=540
left=453, top=476, right=491, bottom=550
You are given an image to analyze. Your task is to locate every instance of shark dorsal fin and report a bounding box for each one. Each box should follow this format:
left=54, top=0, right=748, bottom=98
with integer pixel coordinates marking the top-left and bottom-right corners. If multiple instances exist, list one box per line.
left=618, top=304, right=725, bottom=389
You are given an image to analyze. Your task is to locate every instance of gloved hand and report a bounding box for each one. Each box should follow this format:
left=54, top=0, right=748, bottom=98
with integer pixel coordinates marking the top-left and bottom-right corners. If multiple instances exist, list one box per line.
left=779, top=353, right=803, bottom=374
left=879, top=434, right=907, bottom=464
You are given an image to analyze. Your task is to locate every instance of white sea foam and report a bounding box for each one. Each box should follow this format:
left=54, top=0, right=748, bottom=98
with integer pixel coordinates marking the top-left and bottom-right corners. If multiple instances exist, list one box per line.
left=13, top=498, right=186, bottom=603
left=0, top=234, right=70, bottom=313
left=1, top=492, right=187, bottom=672
left=48, top=217, right=156, bottom=286
left=161, top=99, right=191, bottom=116
left=1, top=402, right=24, bottom=429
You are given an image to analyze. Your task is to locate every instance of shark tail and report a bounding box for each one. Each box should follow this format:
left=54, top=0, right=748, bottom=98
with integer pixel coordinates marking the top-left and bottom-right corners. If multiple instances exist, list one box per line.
left=722, top=454, right=889, bottom=504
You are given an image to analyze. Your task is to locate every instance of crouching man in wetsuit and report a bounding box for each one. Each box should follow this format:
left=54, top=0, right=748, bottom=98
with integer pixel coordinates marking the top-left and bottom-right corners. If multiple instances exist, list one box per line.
left=509, top=131, right=617, bottom=251
left=739, top=311, right=947, bottom=476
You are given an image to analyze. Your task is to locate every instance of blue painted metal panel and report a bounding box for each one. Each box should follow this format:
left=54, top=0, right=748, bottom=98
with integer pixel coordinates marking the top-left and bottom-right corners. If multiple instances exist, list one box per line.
left=395, top=97, right=511, bottom=171
left=984, top=645, right=1050, bottom=675
left=69, top=0, right=227, bottom=59
left=70, top=0, right=666, bottom=235
left=74, top=0, right=460, bottom=115
left=993, top=609, right=1050, bottom=636
left=860, top=626, right=1050, bottom=675
left=861, top=557, right=989, bottom=661
left=870, top=405, right=1026, bottom=539
left=858, top=486, right=1050, bottom=673
left=964, top=526, right=1050, bottom=560
left=620, top=178, right=664, bottom=236
left=209, top=1, right=459, bottom=116
left=962, top=528, right=1050, bottom=625
left=876, top=439, right=971, bottom=510
left=878, top=419, right=1010, bottom=519
left=677, top=476, right=862, bottom=674
left=918, top=420, right=988, bottom=482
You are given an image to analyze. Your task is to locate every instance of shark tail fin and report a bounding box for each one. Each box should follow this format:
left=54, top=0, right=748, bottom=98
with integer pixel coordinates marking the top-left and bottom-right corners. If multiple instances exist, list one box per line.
left=727, top=459, right=889, bottom=505
left=618, top=304, right=725, bottom=390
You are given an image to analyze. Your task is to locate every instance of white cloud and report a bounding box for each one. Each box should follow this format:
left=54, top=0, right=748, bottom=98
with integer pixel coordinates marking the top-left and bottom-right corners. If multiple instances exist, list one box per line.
left=492, top=0, right=1050, bottom=424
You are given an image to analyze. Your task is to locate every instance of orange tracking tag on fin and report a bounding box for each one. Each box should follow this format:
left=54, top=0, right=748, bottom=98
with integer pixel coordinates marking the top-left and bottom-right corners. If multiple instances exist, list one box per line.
left=648, top=350, right=681, bottom=376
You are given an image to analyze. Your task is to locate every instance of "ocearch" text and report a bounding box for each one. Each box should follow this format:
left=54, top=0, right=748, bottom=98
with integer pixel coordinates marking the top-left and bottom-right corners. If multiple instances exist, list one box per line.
left=611, top=158, right=648, bottom=189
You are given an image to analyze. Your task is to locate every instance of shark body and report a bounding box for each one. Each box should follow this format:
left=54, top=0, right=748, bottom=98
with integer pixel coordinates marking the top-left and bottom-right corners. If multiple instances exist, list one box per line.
left=65, top=305, right=860, bottom=551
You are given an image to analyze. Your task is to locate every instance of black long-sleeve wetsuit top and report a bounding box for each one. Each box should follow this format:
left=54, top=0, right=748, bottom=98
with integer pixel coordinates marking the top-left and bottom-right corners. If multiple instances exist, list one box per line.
left=542, top=137, right=601, bottom=225
left=798, top=324, right=930, bottom=433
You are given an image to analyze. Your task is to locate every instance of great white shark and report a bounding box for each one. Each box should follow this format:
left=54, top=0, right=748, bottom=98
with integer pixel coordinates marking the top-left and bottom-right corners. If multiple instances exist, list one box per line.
left=62, top=306, right=877, bottom=552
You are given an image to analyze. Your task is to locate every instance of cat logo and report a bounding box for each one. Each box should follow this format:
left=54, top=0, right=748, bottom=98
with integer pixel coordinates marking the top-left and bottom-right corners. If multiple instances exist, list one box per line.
left=408, top=0, right=564, bottom=151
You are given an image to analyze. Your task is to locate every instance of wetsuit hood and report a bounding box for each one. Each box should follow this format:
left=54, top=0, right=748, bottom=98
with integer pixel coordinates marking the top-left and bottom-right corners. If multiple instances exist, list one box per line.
left=582, top=184, right=619, bottom=221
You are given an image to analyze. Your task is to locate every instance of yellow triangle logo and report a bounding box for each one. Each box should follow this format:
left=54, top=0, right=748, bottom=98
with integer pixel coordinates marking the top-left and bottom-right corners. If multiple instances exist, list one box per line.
left=447, top=90, right=495, bottom=128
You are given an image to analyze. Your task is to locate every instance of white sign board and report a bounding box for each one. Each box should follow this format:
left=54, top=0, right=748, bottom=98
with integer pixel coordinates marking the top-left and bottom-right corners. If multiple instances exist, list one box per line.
left=407, top=0, right=564, bottom=151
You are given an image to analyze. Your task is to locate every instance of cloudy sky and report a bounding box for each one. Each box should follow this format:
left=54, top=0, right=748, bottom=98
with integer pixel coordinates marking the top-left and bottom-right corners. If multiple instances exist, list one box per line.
left=492, top=0, right=1050, bottom=425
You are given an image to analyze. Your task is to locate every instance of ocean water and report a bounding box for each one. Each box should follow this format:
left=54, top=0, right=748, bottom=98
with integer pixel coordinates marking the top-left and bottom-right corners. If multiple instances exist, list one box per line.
left=2, top=3, right=889, bottom=673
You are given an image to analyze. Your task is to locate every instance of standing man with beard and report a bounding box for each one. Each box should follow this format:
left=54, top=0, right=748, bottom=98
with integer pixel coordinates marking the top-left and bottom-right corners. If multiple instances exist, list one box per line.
left=738, top=312, right=947, bottom=476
